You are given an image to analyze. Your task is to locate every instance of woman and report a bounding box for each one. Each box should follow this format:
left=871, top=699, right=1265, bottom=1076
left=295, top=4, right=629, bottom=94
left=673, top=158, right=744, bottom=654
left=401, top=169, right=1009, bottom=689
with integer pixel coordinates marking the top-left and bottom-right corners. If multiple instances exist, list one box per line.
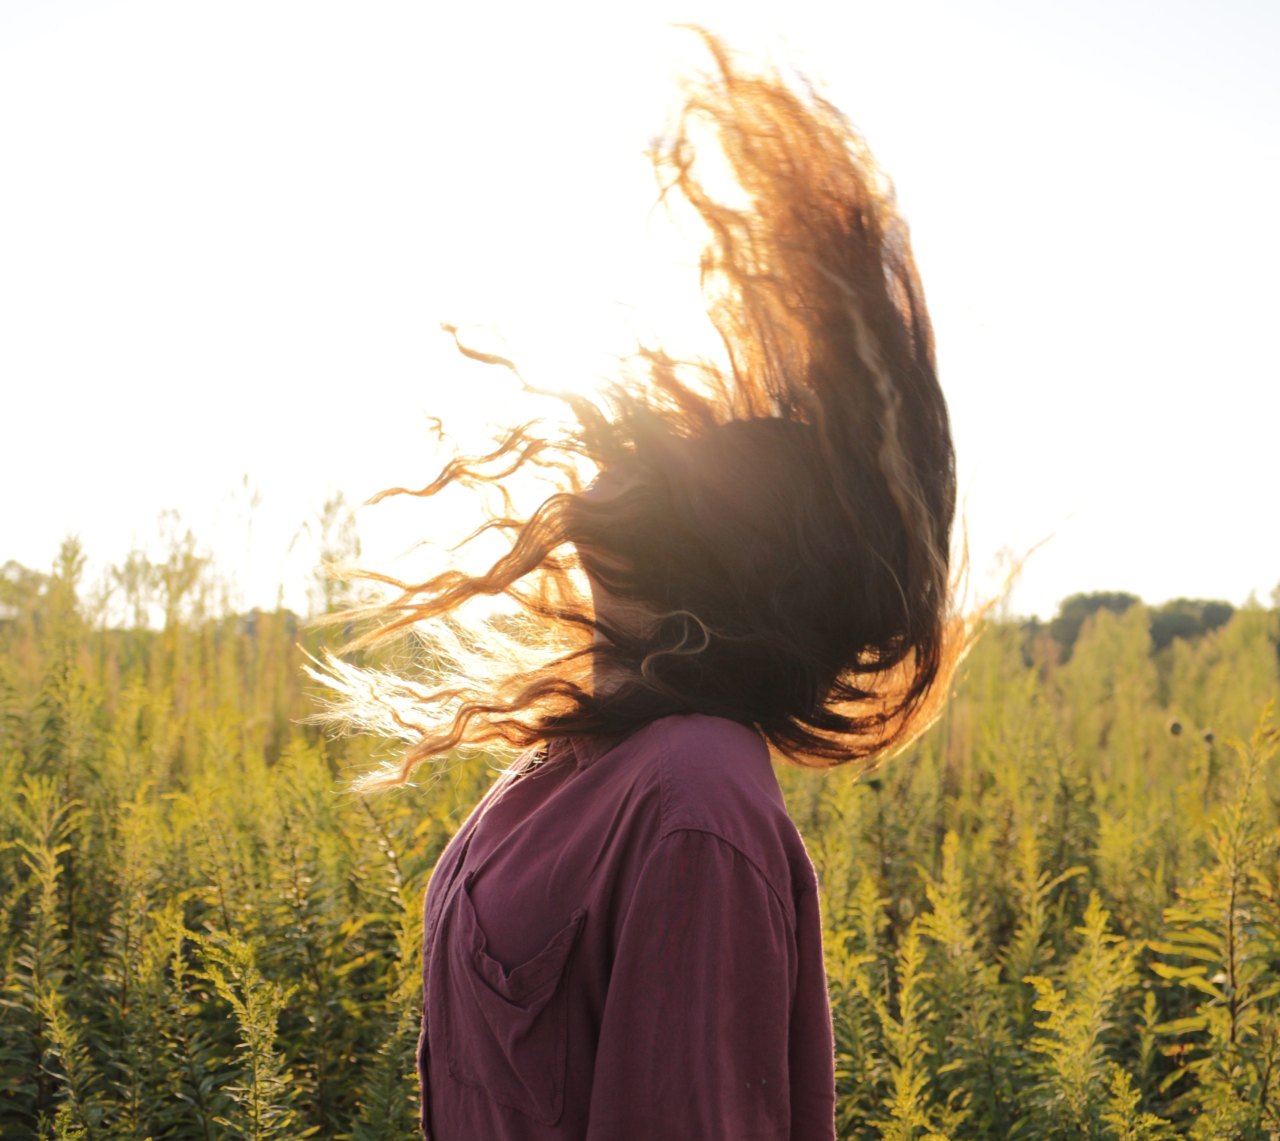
left=315, top=32, right=964, bottom=1141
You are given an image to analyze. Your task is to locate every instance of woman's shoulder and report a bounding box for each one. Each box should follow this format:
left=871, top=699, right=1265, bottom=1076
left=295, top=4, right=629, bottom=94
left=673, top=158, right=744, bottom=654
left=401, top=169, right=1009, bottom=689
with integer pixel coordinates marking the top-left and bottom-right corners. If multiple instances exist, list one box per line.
left=643, top=712, right=772, bottom=784
left=624, top=713, right=815, bottom=907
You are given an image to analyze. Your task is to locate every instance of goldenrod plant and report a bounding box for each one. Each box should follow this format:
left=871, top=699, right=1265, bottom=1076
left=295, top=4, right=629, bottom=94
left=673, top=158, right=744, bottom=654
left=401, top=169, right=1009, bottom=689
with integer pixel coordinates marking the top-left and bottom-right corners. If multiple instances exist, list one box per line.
left=0, top=531, right=1277, bottom=1137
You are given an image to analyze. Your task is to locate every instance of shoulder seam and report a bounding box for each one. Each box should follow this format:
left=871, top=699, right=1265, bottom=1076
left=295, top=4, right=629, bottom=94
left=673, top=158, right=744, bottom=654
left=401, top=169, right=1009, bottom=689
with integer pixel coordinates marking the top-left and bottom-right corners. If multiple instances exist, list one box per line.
left=656, top=716, right=673, bottom=839
left=652, top=715, right=809, bottom=919
left=652, top=825, right=797, bottom=925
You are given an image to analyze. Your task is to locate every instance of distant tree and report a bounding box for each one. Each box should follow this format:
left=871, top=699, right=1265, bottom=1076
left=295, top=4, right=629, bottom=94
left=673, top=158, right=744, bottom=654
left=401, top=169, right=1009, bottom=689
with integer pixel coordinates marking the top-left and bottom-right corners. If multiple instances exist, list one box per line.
left=1148, top=598, right=1235, bottom=651
left=1016, top=616, right=1059, bottom=670
left=1049, top=592, right=1142, bottom=659
left=0, top=559, right=49, bottom=620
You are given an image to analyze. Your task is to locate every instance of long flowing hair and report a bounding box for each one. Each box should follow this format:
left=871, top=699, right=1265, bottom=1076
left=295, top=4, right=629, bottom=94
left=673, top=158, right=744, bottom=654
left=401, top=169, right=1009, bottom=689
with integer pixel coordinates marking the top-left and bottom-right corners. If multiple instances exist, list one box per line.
left=311, top=32, right=970, bottom=792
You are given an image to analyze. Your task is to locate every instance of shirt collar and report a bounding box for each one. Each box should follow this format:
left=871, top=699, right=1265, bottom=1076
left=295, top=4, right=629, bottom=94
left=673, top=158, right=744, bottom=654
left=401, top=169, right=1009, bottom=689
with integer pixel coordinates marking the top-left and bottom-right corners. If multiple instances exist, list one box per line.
left=547, top=732, right=623, bottom=771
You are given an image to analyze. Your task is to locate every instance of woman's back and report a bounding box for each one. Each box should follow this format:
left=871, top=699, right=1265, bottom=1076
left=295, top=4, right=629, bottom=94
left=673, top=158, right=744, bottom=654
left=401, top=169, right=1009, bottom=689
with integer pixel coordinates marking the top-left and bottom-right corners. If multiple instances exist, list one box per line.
left=419, top=714, right=835, bottom=1139
left=313, top=30, right=962, bottom=1140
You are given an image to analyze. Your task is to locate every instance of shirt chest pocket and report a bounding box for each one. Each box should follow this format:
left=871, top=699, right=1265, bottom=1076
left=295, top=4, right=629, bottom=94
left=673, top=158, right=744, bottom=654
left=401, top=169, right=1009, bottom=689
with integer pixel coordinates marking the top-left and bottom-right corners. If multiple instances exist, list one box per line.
left=443, top=871, right=587, bottom=1126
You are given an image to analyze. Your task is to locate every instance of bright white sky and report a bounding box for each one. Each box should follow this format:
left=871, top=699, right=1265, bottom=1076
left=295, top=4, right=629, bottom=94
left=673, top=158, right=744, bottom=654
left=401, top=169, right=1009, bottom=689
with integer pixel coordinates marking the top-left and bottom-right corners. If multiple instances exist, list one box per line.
left=2, top=0, right=1277, bottom=620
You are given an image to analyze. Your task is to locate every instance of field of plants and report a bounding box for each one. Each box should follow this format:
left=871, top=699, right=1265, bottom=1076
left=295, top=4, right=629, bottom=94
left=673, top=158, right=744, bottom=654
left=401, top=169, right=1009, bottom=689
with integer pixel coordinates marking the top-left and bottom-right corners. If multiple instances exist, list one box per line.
left=1, top=538, right=1278, bottom=1139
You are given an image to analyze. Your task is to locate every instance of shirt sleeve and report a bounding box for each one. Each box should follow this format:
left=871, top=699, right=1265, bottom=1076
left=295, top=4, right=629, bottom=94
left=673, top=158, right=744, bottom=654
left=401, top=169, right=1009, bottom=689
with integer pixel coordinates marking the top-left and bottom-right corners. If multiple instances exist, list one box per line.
left=585, top=828, right=799, bottom=1141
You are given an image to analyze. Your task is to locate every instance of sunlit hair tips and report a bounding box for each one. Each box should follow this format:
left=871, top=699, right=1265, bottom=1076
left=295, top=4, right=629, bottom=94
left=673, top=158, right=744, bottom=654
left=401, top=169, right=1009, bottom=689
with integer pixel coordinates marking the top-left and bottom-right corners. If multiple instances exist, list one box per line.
left=308, top=30, right=970, bottom=793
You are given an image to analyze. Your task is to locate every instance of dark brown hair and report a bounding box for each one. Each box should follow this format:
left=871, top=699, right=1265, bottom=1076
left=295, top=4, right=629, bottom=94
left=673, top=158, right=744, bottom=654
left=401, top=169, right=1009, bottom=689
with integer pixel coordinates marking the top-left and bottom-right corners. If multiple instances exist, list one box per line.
left=312, top=32, right=968, bottom=791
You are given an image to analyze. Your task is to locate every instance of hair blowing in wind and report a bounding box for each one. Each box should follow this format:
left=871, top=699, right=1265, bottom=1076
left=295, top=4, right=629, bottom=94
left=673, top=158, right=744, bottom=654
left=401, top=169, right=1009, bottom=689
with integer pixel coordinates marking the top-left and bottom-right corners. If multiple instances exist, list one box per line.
left=310, top=31, right=969, bottom=793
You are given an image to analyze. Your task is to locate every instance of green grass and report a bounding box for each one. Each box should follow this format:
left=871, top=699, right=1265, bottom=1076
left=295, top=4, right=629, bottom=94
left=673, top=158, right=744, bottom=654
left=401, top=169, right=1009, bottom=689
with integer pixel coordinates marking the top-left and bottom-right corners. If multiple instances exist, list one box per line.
left=1, top=542, right=1278, bottom=1138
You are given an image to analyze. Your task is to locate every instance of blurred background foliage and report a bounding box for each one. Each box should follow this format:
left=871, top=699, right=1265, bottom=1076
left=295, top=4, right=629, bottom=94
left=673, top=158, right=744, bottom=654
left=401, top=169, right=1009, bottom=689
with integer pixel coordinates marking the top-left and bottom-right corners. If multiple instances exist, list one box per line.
left=1, top=527, right=1278, bottom=1139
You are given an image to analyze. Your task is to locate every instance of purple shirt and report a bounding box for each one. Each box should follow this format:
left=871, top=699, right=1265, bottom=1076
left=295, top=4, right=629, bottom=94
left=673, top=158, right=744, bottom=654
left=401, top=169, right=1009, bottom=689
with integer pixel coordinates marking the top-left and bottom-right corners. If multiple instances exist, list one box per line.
left=418, top=713, right=837, bottom=1140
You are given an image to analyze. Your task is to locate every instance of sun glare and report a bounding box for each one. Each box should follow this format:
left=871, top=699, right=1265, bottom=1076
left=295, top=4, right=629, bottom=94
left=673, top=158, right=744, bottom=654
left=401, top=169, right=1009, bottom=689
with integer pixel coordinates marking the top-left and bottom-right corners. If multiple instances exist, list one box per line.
left=1, top=3, right=1275, bottom=621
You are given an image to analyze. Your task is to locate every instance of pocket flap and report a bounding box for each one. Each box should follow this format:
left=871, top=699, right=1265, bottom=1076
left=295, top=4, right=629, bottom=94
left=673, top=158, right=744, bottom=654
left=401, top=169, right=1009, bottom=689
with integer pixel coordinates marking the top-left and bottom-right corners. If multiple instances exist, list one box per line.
left=459, top=875, right=587, bottom=1008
